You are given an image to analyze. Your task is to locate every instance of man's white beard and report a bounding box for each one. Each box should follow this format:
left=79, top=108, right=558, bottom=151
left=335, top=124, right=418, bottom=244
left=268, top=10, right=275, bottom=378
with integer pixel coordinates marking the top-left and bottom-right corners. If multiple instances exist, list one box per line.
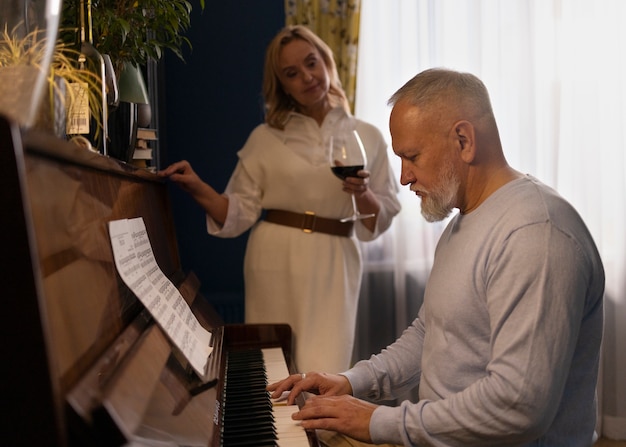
left=420, top=158, right=460, bottom=222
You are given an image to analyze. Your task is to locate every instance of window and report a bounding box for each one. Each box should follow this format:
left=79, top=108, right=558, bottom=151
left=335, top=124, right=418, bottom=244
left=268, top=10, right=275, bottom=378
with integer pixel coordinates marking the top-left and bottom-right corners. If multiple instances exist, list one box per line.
left=354, top=0, right=626, bottom=436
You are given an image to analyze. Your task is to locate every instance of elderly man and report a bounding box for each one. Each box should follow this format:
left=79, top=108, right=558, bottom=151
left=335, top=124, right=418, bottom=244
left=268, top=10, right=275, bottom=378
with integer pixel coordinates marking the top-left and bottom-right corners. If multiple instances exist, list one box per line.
left=268, top=68, right=604, bottom=447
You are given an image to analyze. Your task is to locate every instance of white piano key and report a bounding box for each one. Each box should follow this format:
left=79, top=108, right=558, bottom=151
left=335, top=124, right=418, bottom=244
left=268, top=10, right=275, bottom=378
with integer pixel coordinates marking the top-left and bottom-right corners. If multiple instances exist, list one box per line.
left=262, top=348, right=311, bottom=447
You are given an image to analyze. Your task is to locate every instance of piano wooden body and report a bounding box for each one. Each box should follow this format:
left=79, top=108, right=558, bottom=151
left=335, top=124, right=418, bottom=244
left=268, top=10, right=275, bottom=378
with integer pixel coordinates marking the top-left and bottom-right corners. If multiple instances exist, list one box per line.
left=0, top=116, right=318, bottom=446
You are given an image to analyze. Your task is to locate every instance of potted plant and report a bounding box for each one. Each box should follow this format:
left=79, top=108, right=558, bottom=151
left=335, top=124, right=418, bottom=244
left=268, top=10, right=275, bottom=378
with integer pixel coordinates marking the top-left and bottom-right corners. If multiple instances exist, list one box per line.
left=57, top=0, right=205, bottom=160
left=0, top=0, right=65, bottom=130
left=59, top=0, right=204, bottom=85
left=0, top=24, right=103, bottom=137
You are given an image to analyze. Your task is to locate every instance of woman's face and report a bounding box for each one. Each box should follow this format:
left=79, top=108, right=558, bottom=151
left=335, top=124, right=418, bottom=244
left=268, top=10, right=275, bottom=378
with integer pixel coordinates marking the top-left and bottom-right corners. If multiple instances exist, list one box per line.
left=277, top=38, right=331, bottom=111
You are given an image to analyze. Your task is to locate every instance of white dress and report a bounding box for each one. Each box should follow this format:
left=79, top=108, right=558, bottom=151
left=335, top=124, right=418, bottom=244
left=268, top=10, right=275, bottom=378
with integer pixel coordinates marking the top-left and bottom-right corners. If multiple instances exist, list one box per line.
left=207, top=108, right=401, bottom=373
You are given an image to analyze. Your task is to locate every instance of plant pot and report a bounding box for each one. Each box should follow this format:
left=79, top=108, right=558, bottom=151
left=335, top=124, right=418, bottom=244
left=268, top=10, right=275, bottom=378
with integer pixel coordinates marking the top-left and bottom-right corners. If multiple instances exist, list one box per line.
left=33, top=75, right=67, bottom=138
left=0, top=66, right=43, bottom=128
left=0, top=0, right=61, bottom=129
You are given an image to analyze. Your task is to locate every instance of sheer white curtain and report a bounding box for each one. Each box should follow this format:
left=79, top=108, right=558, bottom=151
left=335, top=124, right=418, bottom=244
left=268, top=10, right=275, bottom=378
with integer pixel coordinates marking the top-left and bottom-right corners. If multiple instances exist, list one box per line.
left=354, top=0, right=626, bottom=439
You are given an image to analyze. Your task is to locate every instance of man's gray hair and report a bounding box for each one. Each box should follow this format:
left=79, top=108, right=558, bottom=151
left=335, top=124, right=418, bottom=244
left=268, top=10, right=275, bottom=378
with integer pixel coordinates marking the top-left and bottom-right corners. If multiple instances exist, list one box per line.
left=388, top=68, right=495, bottom=120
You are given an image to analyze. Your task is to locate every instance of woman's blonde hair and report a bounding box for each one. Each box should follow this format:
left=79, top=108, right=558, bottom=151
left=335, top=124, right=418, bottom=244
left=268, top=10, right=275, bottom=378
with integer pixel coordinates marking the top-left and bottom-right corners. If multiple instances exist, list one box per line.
left=263, top=25, right=350, bottom=129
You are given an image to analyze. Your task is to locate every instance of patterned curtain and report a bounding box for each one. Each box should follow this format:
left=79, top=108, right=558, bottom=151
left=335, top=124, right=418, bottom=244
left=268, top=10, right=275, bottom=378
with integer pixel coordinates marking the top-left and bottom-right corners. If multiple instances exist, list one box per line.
left=285, top=0, right=361, bottom=112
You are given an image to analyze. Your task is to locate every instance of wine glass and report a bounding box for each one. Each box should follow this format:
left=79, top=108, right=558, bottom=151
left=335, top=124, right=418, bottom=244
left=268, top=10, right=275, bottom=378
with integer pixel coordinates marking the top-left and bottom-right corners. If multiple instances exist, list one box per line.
left=329, top=129, right=376, bottom=222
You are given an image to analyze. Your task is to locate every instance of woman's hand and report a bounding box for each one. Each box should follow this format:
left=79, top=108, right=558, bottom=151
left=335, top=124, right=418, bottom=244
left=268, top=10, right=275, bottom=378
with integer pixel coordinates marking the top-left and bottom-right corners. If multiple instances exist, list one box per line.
left=342, top=169, right=370, bottom=197
left=158, top=160, right=228, bottom=225
left=345, top=169, right=380, bottom=230
left=158, top=160, right=204, bottom=196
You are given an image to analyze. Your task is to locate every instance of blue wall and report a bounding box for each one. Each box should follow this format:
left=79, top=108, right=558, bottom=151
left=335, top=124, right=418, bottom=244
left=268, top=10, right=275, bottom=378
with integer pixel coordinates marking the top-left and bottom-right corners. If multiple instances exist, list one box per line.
left=161, top=1, right=284, bottom=322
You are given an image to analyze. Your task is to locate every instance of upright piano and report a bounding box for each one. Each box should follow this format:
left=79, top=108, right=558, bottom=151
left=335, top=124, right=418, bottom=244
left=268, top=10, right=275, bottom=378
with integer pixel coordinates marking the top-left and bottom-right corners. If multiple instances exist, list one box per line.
left=1, top=115, right=319, bottom=447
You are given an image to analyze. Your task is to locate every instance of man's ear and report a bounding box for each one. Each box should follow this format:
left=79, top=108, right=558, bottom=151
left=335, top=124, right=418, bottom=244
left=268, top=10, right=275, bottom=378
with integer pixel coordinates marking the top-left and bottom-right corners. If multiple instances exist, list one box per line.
left=454, top=120, right=476, bottom=163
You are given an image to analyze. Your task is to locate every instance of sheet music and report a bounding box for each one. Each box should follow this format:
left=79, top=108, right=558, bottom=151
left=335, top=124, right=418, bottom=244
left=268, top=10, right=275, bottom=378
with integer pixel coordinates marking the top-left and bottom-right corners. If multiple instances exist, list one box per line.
left=108, top=217, right=212, bottom=378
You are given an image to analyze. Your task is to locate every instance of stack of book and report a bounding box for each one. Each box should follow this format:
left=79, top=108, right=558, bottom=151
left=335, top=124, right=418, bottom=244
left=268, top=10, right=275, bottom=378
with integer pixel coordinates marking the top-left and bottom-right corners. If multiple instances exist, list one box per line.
left=132, top=127, right=157, bottom=171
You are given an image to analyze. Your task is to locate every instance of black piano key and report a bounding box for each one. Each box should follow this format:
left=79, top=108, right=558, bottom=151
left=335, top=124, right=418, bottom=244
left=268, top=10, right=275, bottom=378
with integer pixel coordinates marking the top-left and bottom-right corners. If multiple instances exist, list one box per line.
left=223, top=410, right=274, bottom=422
left=220, top=348, right=301, bottom=447
left=222, top=424, right=275, bottom=437
left=222, top=439, right=277, bottom=447
left=223, top=403, right=274, bottom=415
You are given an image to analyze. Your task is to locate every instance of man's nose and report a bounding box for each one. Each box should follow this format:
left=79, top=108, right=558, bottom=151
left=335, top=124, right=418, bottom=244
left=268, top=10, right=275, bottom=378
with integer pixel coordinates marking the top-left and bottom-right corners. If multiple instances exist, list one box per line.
left=399, top=161, right=415, bottom=186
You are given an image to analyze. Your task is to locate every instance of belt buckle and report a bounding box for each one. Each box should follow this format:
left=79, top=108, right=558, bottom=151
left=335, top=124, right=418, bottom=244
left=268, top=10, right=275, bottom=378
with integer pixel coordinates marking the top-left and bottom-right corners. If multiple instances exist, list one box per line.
left=302, top=211, right=316, bottom=233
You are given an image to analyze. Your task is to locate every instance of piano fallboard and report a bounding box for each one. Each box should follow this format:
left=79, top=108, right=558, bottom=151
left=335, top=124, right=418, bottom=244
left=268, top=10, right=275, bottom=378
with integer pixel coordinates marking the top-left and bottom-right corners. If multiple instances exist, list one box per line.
left=0, top=117, right=318, bottom=446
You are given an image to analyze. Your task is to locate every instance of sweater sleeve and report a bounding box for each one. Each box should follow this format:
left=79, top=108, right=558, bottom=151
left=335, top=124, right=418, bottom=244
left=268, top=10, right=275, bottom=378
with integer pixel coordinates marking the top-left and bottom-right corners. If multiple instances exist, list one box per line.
left=344, top=314, right=424, bottom=402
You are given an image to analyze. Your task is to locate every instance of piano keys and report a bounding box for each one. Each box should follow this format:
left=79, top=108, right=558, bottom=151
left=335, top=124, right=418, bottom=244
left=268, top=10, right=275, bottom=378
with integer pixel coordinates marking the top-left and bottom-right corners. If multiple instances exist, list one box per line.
left=0, top=116, right=319, bottom=447
left=264, top=348, right=313, bottom=447
left=220, top=348, right=310, bottom=447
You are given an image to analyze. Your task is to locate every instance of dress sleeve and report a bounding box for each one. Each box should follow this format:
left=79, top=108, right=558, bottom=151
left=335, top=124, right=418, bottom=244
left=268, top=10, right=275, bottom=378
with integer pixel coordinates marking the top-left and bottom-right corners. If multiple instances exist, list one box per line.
left=206, top=128, right=268, bottom=238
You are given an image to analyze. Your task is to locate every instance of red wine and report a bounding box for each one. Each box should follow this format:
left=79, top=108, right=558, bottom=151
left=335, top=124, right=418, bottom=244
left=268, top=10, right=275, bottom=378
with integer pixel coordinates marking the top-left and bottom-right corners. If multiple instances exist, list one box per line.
left=331, top=165, right=363, bottom=180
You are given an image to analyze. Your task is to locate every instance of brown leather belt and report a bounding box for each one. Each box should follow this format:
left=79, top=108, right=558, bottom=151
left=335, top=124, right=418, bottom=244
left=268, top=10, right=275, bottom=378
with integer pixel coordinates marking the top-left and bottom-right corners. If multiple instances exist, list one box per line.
left=264, top=209, right=353, bottom=237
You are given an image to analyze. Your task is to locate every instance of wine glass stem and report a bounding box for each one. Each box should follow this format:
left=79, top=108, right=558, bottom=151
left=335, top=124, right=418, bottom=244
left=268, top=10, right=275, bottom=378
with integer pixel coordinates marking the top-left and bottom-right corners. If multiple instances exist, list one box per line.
left=351, top=193, right=359, bottom=217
